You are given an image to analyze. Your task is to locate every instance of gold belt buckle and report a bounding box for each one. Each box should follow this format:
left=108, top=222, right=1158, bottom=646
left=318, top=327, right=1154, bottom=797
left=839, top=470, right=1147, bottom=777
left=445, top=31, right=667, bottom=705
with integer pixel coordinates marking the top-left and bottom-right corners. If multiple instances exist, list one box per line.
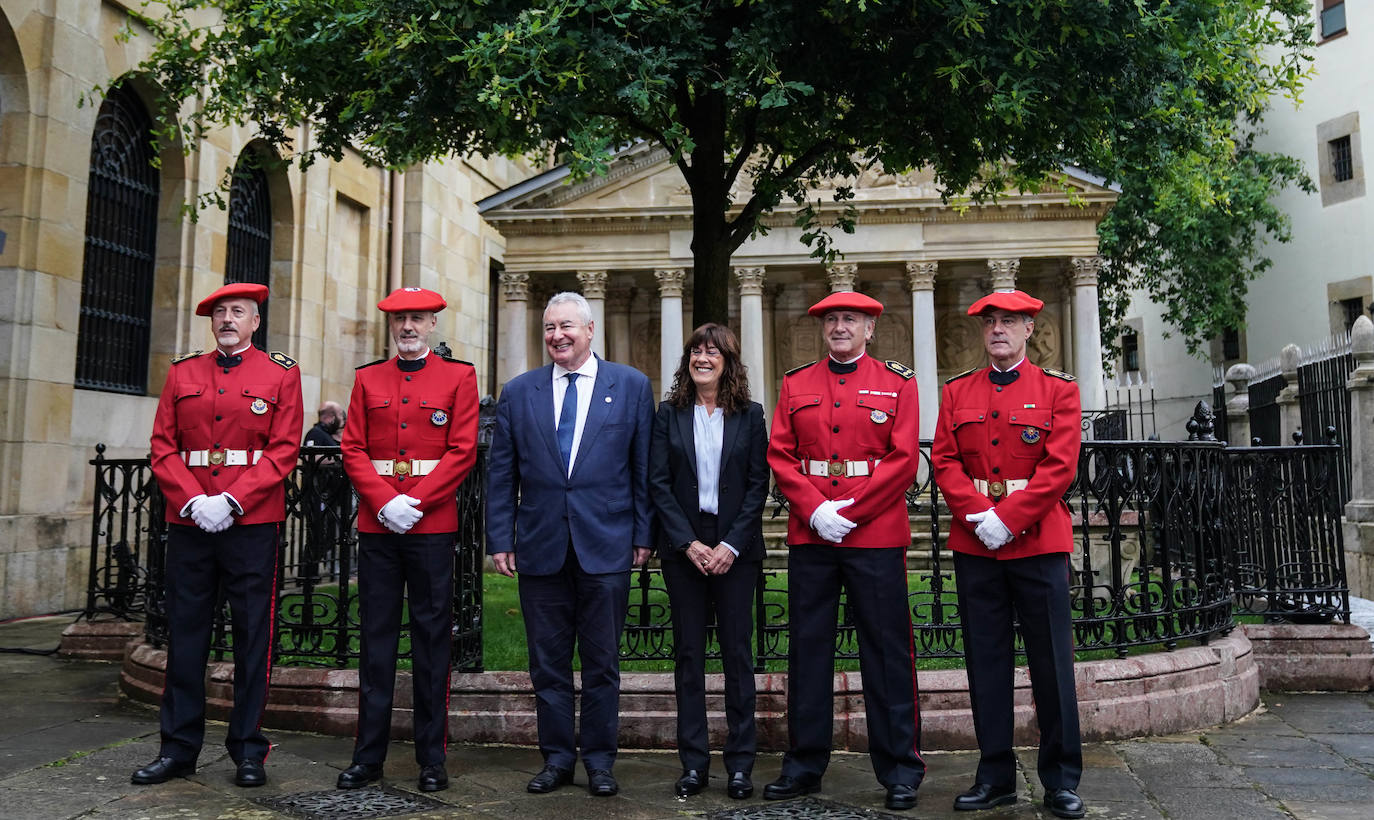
left=828, top=461, right=844, bottom=477
left=393, top=459, right=411, bottom=477
left=207, top=450, right=226, bottom=466
left=989, top=479, right=1005, bottom=499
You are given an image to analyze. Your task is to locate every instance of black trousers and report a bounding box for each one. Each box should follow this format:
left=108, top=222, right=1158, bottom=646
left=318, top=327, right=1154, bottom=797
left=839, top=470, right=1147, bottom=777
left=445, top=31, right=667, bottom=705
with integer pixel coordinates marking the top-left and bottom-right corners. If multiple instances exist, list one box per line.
left=782, top=544, right=925, bottom=787
left=660, top=514, right=759, bottom=775
left=352, top=531, right=456, bottom=767
left=160, top=522, right=279, bottom=764
left=954, top=550, right=1082, bottom=791
left=518, top=544, right=631, bottom=772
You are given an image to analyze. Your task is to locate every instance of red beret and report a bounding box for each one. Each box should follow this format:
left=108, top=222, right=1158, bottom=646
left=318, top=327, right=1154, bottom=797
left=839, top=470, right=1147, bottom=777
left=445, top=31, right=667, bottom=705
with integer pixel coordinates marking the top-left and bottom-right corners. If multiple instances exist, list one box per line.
left=808, top=290, right=884, bottom=318
left=195, top=282, right=268, bottom=316
left=377, top=287, right=447, bottom=313
left=967, top=289, right=1044, bottom=318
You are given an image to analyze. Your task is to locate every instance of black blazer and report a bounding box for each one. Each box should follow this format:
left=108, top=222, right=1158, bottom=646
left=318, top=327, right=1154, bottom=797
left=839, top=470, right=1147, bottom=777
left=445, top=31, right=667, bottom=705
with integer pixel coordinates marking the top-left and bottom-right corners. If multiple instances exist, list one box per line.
left=649, top=400, right=769, bottom=562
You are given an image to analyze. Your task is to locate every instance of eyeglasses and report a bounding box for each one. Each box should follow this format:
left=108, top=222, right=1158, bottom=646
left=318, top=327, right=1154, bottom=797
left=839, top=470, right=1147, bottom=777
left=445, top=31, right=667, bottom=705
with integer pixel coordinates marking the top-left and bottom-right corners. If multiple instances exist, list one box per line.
left=689, top=347, right=722, bottom=358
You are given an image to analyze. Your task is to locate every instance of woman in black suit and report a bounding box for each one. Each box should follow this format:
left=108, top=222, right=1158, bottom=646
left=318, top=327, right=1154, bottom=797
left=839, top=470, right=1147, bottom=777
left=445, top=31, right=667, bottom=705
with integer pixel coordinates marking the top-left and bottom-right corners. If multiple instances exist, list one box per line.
left=650, top=323, right=769, bottom=800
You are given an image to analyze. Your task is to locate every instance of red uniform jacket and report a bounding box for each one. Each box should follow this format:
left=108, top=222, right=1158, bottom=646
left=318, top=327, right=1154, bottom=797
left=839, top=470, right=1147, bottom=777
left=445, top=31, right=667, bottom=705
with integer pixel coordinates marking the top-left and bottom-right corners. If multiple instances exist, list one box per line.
left=931, top=363, right=1082, bottom=559
left=342, top=354, right=480, bottom=534
left=767, top=355, right=920, bottom=548
left=149, top=346, right=304, bottom=525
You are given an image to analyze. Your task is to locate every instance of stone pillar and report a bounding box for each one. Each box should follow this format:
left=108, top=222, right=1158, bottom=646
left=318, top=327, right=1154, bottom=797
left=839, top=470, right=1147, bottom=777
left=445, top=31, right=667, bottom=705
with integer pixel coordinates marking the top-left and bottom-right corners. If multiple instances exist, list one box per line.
left=1068, top=256, right=1107, bottom=411
left=827, top=262, right=858, bottom=292
left=497, top=272, right=529, bottom=385
left=606, top=283, right=634, bottom=365
left=577, top=270, right=608, bottom=358
left=734, top=266, right=767, bottom=409
left=986, top=258, right=1019, bottom=291
left=1275, top=343, right=1303, bottom=443
left=1224, top=363, right=1256, bottom=446
left=655, top=268, right=686, bottom=397
left=905, top=261, right=939, bottom=439
left=1342, top=316, right=1374, bottom=597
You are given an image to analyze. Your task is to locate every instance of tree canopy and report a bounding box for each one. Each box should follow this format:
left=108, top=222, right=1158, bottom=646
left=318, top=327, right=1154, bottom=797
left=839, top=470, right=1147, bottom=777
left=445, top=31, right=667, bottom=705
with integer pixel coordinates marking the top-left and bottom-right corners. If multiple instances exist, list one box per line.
left=129, top=0, right=1314, bottom=352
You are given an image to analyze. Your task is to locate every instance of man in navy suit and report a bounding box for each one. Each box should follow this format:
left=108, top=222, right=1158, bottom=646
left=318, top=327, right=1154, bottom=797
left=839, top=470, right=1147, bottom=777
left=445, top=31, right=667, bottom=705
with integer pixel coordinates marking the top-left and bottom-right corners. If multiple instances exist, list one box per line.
left=486, top=291, right=655, bottom=797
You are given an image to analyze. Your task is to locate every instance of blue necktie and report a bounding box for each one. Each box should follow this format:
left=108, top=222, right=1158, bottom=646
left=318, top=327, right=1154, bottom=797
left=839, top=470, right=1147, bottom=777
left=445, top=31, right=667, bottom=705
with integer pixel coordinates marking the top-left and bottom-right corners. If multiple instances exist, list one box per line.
left=557, top=372, right=579, bottom=474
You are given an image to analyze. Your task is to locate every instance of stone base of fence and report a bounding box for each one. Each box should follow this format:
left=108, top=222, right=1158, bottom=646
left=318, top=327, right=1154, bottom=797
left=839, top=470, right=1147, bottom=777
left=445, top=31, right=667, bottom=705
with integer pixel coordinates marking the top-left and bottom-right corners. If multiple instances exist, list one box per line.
left=1242, top=623, right=1374, bottom=692
left=119, top=631, right=1282, bottom=751
left=58, top=620, right=144, bottom=660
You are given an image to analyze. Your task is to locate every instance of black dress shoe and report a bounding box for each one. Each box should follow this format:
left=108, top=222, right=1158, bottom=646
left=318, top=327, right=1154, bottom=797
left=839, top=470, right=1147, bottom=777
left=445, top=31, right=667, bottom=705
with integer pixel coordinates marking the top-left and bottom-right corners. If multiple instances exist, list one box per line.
left=587, top=768, right=619, bottom=796
left=675, top=769, right=706, bottom=796
left=234, top=759, right=266, bottom=788
left=1044, top=788, right=1085, bottom=819
left=130, top=756, right=195, bottom=785
left=727, top=771, right=754, bottom=799
left=526, top=764, right=574, bottom=794
left=763, top=774, right=822, bottom=800
left=953, top=782, right=1017, bottom=811
left=885, top=783, right=918, bottom=810
left=336, top=762, right=384, bottom=789
left=418, top=764, right=449, bottom=792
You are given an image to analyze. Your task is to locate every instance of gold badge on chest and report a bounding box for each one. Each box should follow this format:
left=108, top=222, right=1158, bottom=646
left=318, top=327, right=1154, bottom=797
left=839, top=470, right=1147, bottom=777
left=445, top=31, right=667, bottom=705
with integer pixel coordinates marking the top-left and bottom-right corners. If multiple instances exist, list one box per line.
left=1021, top=427, right=1041, bottom=444
left=431, top=410, right=448, bottom=426
left=249, top=398, right=269, bottom=415
left=870, top=409, right=888, bottom=424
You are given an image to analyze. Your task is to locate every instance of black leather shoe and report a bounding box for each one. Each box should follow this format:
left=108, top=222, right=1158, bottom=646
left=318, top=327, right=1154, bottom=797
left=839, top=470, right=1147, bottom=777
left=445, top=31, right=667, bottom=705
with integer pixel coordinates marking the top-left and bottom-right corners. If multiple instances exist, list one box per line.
left=336, top=762, right=384, bottom=789
left=587, top=768, right=619, bottom=796
left=763, top=774, right=822, bottom=800
left=954, top=782, right=1017, bottom=811
left=234, top=759, right=266, bottom=788
left=526, top=764, right=574, bottom=794
left=885, top=783, right=918, bottom=810
left=418, top=764, right=448, bottom=792
left=1044, top=788, right=1085, bottom=819
left=130, top=756, right=195, bottom=785
left=675, top=769, right=706, bottom=796
left=728, top=771, right=754, bottom=799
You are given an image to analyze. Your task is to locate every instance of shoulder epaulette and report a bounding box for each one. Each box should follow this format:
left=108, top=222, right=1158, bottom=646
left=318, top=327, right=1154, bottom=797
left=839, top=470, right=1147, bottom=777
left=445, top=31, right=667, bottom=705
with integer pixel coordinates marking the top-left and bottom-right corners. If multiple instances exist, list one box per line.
left=170, top=350, right=203, bottom=365
left=268, top=351, right=297, bottom=370
left=785, top=360, right=818, bottom=377
left=945, top=367, right=979, bottom=384
left=1043, top=367, right=1077, bottom=382
left=885, top=360, right=915, bottom=380
left=441, top=355, right=474, bottom=366
left=355, top=358, right=388, bottom=370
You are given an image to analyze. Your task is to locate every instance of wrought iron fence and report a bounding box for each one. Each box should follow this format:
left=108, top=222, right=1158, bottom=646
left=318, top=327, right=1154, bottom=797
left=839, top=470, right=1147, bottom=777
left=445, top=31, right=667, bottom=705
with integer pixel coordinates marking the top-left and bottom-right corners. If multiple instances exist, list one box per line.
left=1247, top=362, right=1284, bottom=446
left=1296, top=337, right=1354, bottom=507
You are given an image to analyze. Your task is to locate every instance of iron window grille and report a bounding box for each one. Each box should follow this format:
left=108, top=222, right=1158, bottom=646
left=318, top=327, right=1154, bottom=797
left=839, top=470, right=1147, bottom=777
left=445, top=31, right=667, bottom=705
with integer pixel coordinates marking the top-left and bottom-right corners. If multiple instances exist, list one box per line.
left=225, top=155, right=273, bottom=350
left=1329, top=135, right=1354, bottom=183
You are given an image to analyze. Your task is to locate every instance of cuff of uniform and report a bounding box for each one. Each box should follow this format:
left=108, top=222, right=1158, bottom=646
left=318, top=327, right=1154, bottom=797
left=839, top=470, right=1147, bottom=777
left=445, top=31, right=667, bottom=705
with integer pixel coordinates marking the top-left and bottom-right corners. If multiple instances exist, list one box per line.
left=180, top=494, right=206, bottom=518
left=222, top=492, right=243, bottom=515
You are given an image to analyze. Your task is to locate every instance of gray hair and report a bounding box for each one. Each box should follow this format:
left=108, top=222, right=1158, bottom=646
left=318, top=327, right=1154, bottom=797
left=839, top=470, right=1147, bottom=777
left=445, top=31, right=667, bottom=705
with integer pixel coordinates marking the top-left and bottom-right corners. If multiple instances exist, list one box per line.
left=545, top=291, right=593, bottom=326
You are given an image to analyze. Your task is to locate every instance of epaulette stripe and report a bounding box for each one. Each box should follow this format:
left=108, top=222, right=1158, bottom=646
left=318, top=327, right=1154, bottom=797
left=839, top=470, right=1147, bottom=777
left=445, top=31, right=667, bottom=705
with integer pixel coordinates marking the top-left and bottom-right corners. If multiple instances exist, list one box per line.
left=945, top=367, right=979, bottom=384
left=269, top=351, right=298, bottom=370
left=785, top=360, right=818, bottom=377
left=1043, top=367, right=1077, bottom=382
left=170, top=350, right=203, bottom=365
left=356, top=359, right=388, bottom=370
left=441, top=356, right=475, bottom=366
left=885, top=360, right=915, bottom=380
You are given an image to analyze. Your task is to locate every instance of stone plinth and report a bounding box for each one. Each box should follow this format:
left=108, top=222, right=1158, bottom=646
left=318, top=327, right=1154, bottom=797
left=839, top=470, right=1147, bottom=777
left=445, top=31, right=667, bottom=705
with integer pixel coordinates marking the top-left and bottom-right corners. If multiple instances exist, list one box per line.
left=57, top=620, right=144, bottom=660
left=1242, top=622, right=1374, bottom=692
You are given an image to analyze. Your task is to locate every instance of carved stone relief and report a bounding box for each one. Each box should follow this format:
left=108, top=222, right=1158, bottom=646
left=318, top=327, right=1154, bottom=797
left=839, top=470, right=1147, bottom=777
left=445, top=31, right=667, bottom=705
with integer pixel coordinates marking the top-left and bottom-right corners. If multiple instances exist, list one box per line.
left=870, top=313, right=912, bottom=365
left=936, top=312, right=986, bottom=373
left=632, top=318, right=661, bottom=377
left=1028, top=309, right=1064, bottom=370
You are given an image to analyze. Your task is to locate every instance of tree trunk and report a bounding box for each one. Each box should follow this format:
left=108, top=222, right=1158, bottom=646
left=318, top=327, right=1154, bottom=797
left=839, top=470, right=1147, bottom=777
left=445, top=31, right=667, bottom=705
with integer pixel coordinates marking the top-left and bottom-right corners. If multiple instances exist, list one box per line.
left=689, top=211, right=735, bottom=329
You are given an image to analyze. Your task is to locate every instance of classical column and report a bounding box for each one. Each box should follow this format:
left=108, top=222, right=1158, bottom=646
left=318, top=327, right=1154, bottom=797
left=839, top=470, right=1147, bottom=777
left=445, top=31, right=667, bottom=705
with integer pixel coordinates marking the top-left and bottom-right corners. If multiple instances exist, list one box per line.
left=734, top=266, right=767, bottom=408
left=606, top=283, right=634, bottom=365
left=986, top=258, right=1019, bottom=291
left=905, top=261, right=938, bottom=438
left=1343, top=317, right=1374, bottom=591
left=827, top=262, right=858, bottom=292
left=497, top=272, right=529, bottom=385
left=655, top=268, right=687, bottom=396
left=577, top=270, right=608, bottom=358
left=1068, top=256, right=1107, bottom=410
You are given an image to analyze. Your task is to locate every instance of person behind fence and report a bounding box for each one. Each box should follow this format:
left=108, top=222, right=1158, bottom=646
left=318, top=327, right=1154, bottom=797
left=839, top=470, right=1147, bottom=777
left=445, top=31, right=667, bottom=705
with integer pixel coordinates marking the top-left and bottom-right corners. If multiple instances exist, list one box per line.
left=133, top=282, right=303, bottom=789
left=930, top=289, right=1085, bottom=819
left=485, top=291, right=654, bottom=798
left=335, top=287, right=480, bottom=793
left=648, top=323, right=769, bottom=801
left=764, top=290, right=925, bottom=811
left=304, top=401, right=345, bottom=447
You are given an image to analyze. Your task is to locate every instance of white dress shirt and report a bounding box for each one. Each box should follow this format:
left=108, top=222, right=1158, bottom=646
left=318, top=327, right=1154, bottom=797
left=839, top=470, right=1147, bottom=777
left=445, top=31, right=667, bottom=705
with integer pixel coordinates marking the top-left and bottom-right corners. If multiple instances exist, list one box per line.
left=693, top=403, right=737, bottom=556
left=552, top=355, right=599, bottom=476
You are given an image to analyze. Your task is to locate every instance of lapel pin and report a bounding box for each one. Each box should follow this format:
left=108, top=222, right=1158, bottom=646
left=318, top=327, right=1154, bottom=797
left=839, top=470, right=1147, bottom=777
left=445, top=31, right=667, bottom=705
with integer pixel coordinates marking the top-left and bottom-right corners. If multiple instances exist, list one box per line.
left=605, top=396, right=613, bottom=403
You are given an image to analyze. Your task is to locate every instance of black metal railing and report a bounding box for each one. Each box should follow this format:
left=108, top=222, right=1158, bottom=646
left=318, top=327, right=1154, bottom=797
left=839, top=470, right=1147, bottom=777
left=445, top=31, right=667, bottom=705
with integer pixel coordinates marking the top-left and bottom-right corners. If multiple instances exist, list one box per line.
left=1297, top=345, right=1354, bottom=506
left=1247, top=368, right=1284, bottom=446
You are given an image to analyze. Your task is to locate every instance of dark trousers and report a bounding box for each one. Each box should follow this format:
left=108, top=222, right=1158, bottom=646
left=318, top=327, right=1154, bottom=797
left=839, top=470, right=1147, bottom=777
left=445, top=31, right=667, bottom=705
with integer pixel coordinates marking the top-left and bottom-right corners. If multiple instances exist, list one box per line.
left=352, top=531, right=456, bottom=767
left=518, top=545, right=631, bottom=772
left=660, top=514, right=759, bottom=774
left=954, top=550, right=1082, bottom=791
left=160, top=522, right=279, bottom=764
left=782, top=544, right=925, bottom=787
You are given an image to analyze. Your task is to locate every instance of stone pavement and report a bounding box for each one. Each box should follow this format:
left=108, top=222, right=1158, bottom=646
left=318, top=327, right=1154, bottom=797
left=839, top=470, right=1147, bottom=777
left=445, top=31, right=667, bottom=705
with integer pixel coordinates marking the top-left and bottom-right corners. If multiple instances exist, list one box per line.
left=1, top=615, right=1372, bottom=820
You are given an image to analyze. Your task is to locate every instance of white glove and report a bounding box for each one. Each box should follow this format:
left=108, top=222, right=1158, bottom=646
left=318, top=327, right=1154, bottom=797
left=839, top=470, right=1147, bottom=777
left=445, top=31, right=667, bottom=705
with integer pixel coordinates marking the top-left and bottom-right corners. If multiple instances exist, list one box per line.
left=966, top=507, right=1013, bottom=550
left=378, top=494, right=423, bottom=534
left=810, top=498, right=857, bottom=543
left=191, top=493, right=235, bottom=533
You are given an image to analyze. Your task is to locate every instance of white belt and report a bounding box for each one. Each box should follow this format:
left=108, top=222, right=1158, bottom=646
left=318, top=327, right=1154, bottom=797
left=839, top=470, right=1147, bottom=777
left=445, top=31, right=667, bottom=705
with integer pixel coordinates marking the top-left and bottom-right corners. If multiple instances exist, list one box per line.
left=804, top=458, right=879, bottom=478
left=372, top=458, right=440, bottom=478
left=973, top=478, right=1028, bottom=499
left=182, top=449, right=261, bottom=467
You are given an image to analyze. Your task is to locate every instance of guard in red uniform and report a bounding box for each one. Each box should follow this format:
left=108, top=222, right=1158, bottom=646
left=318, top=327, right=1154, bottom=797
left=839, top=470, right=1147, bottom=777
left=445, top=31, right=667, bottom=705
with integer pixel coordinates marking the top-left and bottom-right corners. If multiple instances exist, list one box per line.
left=337, top=287, right=479, bottom=793
left=134, top=282, right=303, bottom=789
left=764, top=291, right=925, bottom=811
left=931, top=289, right=1085, bottom=819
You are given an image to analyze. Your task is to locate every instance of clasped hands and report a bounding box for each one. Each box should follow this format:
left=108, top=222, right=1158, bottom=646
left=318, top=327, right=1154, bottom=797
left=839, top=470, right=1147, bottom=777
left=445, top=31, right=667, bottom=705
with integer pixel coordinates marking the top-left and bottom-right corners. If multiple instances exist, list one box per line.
left=809, top=498, right=857, bottom=544
left=187, top=493, right=235, bottom=533
left=379, top=494, right=423, bottom=534
left=965, top=507, right=1013, bottom=550
left=685, top=540, right=735, bottom=576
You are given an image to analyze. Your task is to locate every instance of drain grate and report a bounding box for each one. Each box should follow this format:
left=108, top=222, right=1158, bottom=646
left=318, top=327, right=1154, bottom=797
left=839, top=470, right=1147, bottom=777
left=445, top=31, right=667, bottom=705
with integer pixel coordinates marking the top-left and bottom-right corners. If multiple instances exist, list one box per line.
left=254, top=785, right=450, bottom=819
left=707, top=796, right=908, bottom=820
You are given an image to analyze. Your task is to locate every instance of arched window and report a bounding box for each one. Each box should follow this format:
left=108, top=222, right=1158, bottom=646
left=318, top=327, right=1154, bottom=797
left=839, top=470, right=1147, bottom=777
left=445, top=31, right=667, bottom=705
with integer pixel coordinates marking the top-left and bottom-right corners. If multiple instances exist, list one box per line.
left=225, top=152, right=273, bottom=349
left=75, top=85, right=159, bottom=393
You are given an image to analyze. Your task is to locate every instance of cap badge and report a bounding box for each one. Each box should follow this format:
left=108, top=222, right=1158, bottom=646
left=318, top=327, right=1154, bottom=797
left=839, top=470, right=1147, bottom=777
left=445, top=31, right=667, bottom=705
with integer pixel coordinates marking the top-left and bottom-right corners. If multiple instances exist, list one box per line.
left=870, top=409, right=888, bottom=424
left=249, top=398, right=269, bottom=415
left=1021, top=427, right=1041, bottom=444
left=431, top=410, right=448, bottom=426
left=404, top=287, right=421, bottom=292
